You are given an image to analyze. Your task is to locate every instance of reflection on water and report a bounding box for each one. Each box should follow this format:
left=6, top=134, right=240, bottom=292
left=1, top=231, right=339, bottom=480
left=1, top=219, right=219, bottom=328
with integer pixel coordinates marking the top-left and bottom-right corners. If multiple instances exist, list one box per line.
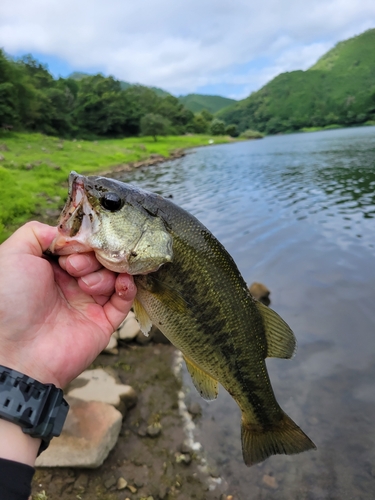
left=121, top=126, right=375, bottom=499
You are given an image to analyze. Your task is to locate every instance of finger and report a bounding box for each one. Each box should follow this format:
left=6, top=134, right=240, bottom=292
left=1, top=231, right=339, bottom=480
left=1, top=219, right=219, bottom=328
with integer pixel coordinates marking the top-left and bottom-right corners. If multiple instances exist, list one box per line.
left=51, top=261, right=94, bottom=305
left=1, top=222, right=57, bottom=257
left=93, top=295, right=110, bottom=306
left=79, top=268, right=117, bottom=297
left=103, top=274, right=137, bottom=330
left=60, top=252, right=102, bottom=277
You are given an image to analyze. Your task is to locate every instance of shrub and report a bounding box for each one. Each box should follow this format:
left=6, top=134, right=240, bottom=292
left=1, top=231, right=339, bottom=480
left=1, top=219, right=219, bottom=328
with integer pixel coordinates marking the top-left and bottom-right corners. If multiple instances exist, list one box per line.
left=209, top=118, right=226, bottom=135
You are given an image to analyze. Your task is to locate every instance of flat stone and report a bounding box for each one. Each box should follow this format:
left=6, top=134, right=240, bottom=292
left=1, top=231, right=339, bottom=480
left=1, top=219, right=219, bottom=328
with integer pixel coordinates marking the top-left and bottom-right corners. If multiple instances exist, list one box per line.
left=118, top=313, right=141, bottom=341
left=117, top=477, right=128, bottom=490
left=35, top=397, right=122, bottom=468
left=67, top=368, right=137, bottom=412
left=262, top=474, right=278, bottom=489
left=104, top=475, right=117, bottom=489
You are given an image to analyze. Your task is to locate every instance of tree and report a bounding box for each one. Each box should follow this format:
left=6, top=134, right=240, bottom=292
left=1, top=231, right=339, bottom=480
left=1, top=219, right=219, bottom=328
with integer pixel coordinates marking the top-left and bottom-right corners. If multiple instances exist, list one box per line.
left=209, top=118, right=226, bottom=135
left=190, top=113, right=209, bottom=133
left=140, top=113, right=170, bottom=141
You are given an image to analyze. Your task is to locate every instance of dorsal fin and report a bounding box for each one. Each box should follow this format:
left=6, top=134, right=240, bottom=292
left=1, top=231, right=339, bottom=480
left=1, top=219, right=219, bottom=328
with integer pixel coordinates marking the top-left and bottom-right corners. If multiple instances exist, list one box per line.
left=255, top=301, right=296, bottom=359
left=133, top=298, right=153, bottom=336
left=183, top=355, right=219, bottom=401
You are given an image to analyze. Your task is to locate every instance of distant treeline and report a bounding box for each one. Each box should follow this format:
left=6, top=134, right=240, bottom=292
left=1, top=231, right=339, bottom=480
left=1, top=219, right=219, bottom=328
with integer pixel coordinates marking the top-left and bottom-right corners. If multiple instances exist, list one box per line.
left=0, top=50, right=221, bottom=138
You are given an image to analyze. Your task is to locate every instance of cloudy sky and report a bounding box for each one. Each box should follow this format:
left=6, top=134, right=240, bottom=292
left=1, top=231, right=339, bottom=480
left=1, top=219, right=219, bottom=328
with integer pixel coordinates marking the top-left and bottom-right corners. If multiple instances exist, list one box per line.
left=1, top=0, right=375, bottom=100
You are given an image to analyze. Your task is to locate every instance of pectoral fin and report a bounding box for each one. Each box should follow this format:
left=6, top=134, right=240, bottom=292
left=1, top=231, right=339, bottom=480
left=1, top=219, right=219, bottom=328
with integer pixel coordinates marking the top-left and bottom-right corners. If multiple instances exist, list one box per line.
left=133, top=298, right=153, bottom=336
left=183, top=355, right=219, bottom=401
left=255, top=301, right=296, bottom=359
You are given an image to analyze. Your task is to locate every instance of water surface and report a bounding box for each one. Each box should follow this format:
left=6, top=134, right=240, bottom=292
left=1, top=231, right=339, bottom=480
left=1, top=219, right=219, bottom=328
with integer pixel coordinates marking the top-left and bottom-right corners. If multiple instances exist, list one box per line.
left=122, top=127, right=375, bottom=499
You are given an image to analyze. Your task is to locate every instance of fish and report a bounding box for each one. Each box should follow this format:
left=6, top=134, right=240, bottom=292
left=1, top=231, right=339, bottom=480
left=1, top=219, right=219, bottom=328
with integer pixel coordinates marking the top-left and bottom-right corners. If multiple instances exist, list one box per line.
left=50, top=171, right=316, bottom=466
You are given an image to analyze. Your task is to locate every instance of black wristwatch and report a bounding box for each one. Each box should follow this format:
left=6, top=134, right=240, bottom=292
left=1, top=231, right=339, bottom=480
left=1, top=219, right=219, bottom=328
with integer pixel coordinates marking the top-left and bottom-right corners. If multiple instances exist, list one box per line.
left=0, top=365, right=69, bottom=455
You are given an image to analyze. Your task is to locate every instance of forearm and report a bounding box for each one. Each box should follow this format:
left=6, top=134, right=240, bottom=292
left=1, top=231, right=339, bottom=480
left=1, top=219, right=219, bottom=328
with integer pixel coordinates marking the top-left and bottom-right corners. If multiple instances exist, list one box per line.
left=0, top=418, right=40, bottom=466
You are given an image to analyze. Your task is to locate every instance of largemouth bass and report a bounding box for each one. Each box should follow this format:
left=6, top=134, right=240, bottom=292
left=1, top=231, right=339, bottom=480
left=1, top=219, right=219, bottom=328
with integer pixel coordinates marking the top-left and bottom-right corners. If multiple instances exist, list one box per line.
left=50, top=171, right=316, bottom=466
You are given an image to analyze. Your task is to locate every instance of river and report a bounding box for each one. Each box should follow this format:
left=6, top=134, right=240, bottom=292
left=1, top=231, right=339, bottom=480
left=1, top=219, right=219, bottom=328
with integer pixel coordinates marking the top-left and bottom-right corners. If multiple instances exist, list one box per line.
left=121, top=126, right=375, bottom=499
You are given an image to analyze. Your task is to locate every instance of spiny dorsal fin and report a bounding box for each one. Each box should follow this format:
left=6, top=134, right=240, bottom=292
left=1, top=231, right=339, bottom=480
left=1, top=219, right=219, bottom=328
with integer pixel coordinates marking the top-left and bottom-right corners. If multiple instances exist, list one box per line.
left=183, top=355, right=219, bottom=401
left=255, top=301, right=296, bottom=359
left=133, top=298, right=153, bottom=336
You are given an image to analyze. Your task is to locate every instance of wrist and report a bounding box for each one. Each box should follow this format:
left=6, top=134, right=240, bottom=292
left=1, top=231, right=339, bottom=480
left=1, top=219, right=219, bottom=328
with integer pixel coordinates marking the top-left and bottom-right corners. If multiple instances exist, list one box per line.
left=0, top=418, right=40, bottom=466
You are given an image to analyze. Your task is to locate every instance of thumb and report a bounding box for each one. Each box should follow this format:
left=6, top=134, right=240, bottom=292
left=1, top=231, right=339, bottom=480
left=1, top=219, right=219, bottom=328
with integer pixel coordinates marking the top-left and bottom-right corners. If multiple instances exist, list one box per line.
left=1, top=221, right=58, bottom=257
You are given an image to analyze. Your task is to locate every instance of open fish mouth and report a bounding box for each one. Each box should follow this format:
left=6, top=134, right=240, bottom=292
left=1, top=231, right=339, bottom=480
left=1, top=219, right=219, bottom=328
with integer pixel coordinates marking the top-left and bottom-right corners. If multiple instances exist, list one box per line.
left=49, top=173, right=99, bottom=255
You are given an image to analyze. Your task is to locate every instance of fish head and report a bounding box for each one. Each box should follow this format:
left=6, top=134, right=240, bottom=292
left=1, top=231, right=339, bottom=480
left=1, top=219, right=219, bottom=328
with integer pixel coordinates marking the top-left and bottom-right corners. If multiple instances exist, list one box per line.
left=49, top=171, right=173, bottom=274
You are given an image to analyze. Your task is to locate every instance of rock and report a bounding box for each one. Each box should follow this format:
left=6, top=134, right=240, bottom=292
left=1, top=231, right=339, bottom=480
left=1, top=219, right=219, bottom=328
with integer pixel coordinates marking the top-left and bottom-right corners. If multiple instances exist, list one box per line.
left=127, top=484, right=137, bottom=493
left=74, top=474, right=89, bottom=491
left=136, top=328, right=153, bottom=344
left=146, top=422, right=162, bottom=437
left=0, top=143, right=9, bottom=151
left=249, top=282, right=271, bottom=306
left=179, top=440, right=193, bottom=454
left=188, top=402, right=202, bottom=416
left=0, top=154, right=5, bottom=161
left=118, top=312, right=141, bottom=341
left=104, top=475, right=117, bottom=489
left=35, top=397, right=122, bottom=468
left=175, top=452, right=192, bottom=465
left=117, top=477, right=128, bottom=490
left=104, top=332, right=119, bottom=354
left=67, top=368, right=137, bottom=412
left=262, top=474, right=278, bottom=489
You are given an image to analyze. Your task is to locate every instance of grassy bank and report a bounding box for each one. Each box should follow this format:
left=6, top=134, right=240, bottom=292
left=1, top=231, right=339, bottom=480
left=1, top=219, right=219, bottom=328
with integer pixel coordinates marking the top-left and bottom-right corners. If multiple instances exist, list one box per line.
left=0, top=132, right=233, bottom=242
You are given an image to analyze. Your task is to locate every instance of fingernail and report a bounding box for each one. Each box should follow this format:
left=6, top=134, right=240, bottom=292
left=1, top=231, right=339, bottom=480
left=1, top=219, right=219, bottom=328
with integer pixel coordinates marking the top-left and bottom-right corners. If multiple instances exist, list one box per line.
left=81, top=273, right=103, bottom=287
left=69, top=254, right=89, bottom=272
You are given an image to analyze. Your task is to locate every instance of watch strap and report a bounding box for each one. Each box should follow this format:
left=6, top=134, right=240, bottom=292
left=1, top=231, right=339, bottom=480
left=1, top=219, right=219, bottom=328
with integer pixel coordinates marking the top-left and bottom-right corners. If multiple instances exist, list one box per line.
left=0, top=366, right=69, bottom=455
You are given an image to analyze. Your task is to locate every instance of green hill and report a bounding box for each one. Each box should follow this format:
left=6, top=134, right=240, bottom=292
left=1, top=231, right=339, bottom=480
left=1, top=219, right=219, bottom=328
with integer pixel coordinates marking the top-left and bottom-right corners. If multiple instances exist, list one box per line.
left=178, top=93, right=237, bottom=113
left=218, top=28, right=375, bottom=134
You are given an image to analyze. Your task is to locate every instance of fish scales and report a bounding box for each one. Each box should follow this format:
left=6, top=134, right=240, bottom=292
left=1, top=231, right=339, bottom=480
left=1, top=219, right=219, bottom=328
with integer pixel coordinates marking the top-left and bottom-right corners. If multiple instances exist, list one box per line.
left=135, top=205, right=277, bottom=423
left=50, top=171, right=316, bottom=466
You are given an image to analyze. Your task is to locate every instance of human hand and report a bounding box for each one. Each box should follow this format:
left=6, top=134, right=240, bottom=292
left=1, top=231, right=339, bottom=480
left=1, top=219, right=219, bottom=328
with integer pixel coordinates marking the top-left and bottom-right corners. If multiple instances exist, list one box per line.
left=0, top=221, right=136, bottom=389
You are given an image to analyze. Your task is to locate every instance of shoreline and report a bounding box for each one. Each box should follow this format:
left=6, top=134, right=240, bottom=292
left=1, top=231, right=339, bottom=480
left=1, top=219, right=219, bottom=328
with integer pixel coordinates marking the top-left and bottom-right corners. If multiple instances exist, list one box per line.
left=32, top=341, right=231, bottom=500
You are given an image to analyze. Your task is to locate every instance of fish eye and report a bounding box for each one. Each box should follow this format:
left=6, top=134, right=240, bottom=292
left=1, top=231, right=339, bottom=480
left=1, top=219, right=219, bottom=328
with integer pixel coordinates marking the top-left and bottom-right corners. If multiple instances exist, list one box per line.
left=100, top=192, right=123, bottom=211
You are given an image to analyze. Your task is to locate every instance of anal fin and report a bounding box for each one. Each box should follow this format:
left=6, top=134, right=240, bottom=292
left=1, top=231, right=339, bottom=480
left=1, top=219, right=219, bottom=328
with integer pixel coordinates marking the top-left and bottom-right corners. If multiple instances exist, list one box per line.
left=183, top=355, right=219, bottom=401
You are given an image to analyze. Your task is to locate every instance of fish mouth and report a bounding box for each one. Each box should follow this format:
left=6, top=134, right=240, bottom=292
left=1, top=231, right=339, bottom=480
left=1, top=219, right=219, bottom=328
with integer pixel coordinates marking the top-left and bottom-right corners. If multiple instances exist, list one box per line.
left=49, top=172, right=99, bottom=255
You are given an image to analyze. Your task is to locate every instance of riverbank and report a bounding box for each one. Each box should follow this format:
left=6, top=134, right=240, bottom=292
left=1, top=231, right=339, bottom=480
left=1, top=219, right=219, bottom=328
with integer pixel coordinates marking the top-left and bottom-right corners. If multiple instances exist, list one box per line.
left=0, top=132, right=237, bottom=242
left=31, top=340, right=232, bottom=500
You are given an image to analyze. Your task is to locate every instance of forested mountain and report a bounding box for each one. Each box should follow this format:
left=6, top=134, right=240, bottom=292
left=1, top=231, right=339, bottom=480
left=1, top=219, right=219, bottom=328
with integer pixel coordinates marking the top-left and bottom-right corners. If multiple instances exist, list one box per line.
left=218, top=28, right=375, bottom=134
left=178, top=94, right=237, bottom=113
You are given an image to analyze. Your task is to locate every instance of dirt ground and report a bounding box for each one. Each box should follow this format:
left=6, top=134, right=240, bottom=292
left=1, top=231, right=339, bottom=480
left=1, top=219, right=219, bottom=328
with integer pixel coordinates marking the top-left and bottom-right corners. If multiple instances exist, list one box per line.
left=31, top=340, right=232, bottom=500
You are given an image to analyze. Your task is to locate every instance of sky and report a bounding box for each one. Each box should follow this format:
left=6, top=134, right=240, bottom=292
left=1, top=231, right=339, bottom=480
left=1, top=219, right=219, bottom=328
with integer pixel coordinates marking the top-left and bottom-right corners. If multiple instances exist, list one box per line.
left=1, top=0, right=375, bottom=100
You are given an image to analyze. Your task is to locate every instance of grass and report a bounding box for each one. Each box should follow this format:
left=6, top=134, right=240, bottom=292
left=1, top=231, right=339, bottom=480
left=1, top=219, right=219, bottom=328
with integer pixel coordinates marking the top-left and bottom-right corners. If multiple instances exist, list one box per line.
left=0, top=132, right=234, bottom=242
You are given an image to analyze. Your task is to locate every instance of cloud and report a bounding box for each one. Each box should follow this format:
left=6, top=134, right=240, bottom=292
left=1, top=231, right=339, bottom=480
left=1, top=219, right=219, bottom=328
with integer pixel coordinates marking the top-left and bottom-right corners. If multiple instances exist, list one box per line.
left=1, top=0, right=375, bottom=97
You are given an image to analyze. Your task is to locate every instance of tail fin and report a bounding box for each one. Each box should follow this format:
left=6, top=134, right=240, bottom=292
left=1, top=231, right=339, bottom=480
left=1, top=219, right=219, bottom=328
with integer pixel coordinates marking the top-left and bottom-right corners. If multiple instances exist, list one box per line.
left=241, top=412, right=316, bottom=467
